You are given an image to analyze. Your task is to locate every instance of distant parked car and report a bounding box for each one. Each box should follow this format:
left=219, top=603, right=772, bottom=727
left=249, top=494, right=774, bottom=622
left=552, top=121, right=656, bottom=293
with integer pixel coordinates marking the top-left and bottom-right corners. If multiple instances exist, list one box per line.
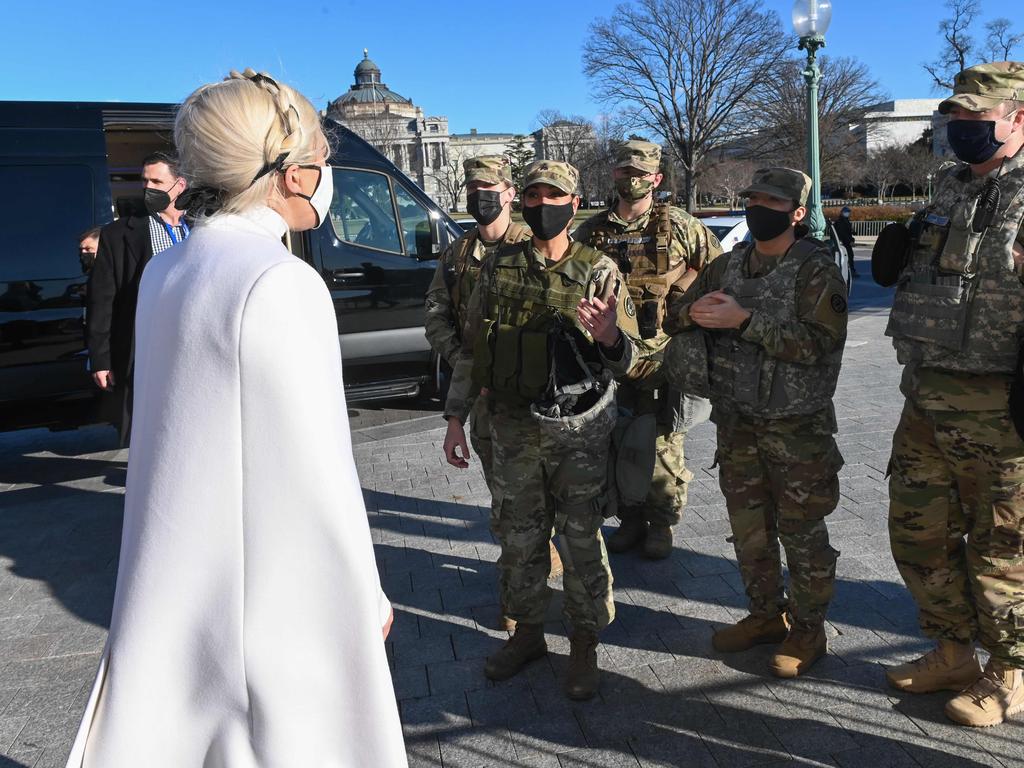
left=702, top=215, right=748, bottom=252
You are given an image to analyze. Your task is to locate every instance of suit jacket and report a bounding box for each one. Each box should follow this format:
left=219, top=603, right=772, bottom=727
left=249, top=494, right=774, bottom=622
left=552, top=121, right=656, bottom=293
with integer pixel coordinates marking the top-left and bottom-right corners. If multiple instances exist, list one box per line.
left=86, top=215, right=153, bottom=377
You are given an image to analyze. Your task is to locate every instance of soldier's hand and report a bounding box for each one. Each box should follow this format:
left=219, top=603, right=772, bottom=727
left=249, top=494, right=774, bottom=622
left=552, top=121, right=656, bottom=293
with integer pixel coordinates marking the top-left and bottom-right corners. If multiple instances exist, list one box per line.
left=382, top=606, right=394, bottom=641
left=92, top=370, right=115, bottom=390
left=443, top=417, right=471, bottom=469
left=577, top=294, right=621, bottom=347
left=690, top=291, right=751, bottom=330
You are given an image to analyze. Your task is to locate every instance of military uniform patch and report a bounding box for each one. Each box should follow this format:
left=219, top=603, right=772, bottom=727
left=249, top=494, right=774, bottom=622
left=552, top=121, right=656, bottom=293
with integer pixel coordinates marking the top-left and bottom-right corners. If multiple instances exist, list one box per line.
left=624, top=295, right=636, bottom=317
left=830, top=293, right=847, bottom=314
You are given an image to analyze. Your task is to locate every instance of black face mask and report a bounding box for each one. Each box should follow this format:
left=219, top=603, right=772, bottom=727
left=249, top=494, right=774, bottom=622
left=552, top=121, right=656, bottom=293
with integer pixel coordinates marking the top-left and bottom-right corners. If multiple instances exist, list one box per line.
left=144, top=186, right=173, bottom=216
left=946, top=118, right=1010, bottom=165
left=467, top=190, right=503, bottom=226
left=522, top=201, right=575, bottom=241
left=745, top=205, right=794, bottom=242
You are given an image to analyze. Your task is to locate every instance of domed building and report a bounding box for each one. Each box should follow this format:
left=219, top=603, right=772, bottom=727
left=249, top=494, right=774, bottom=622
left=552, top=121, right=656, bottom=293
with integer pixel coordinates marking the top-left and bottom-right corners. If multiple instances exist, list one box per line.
left=327, top=50, right=450, bottom=201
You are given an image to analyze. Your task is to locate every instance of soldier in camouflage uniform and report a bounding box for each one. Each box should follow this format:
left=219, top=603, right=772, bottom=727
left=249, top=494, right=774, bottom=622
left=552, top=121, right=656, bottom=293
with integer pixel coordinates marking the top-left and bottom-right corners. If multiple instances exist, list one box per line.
left=442, top=160, right=642, bottom=700
left=665, top=167, right=847, bottom=678
left=881, top=62, right=1024, bottom=727
left=575, top=140, right=723, bottom=559
left=424, top=156, right=561, bottom=630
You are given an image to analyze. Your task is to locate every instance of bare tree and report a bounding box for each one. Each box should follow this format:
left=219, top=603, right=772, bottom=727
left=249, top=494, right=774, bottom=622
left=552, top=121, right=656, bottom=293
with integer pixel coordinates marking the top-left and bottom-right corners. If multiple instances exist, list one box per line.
left=534, top=111, right=596, bottom=166
left=577, top=113, right=627, bottom=207
left=346, top=107, right=411, bottom=172
left=583, top=0, right=791, bottom=212
left=745, top=55, right=886, bottom=185
left=700, top=159, right=758, bottom=209
left=923, top=0, right=980, bottom=90
left=985, top=18, right=1024, bottom=61
left=897, top=143, right=946, bottom=198
left=431, top=146, right=467, bottom=212
left=863, top=146, right=907, bottom=203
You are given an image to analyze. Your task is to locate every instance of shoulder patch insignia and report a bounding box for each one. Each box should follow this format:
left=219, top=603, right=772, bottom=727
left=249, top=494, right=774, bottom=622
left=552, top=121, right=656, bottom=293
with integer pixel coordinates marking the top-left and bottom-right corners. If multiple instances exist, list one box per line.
left=625, top=295, right=637, bottom=317
left=830, top=293, right=847, bottom=314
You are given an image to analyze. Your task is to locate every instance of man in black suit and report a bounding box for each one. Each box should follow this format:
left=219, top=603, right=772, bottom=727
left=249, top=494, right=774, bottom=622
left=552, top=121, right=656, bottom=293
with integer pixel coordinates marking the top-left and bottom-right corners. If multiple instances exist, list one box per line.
left=87, top=151, right=188, bottom=444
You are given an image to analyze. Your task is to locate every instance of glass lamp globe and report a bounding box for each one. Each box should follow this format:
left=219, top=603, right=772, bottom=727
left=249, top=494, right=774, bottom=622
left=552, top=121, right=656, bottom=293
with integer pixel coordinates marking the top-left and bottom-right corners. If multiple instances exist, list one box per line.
left=793, top=0, right=832, bottom=37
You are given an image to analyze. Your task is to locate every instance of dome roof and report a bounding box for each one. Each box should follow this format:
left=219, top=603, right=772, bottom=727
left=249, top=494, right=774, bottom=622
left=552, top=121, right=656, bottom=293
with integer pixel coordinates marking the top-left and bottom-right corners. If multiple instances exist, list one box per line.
left=332, top=49, right=412, bottom=108
left=355, top=49, right=380, bottom=76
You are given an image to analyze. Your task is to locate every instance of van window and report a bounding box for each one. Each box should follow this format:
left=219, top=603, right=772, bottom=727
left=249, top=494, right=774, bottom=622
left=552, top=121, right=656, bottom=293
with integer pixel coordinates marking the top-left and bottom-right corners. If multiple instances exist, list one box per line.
left=328, top=168, right=402, bottom=254
left=1, top=164, right=94, bottom=281
left=393, top=184, right=433, bottom=260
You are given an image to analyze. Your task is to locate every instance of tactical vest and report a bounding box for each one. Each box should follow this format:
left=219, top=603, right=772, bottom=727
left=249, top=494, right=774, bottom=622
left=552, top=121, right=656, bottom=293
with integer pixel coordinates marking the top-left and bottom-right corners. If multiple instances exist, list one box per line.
left=471, top=241, right=604, bottom=403
left=585, top=204, right=685, bottom=339
left=447, top=221, right=530, bottom=334
left=886, top=156, right=1024, bottom=375
left=708, top=240, right=843, bottom=419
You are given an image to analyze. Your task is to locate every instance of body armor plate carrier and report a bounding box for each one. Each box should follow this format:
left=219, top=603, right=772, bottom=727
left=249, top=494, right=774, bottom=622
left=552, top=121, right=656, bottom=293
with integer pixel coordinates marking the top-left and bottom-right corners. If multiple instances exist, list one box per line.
left=587, top=204, right=686, bottom=339
left=709, top=240, right=843, bottom=419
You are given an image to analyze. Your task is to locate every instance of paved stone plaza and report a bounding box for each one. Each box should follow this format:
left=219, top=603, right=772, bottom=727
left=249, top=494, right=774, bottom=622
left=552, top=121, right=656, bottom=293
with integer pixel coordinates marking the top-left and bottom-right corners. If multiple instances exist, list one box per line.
left=3, top=257, right=1024, bottom=767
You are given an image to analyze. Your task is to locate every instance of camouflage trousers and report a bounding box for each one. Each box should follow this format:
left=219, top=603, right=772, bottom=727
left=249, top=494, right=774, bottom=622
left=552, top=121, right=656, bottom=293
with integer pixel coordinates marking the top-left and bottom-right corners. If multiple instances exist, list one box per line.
left=468, top=395, right=493, bottom=490
left=616, top=383, right=692, bottom=527
left=889, top=401, right=1024, bottom=666
left=716, top=415, right=842, bottom=630
left=489, top=402, right=615, bottom=632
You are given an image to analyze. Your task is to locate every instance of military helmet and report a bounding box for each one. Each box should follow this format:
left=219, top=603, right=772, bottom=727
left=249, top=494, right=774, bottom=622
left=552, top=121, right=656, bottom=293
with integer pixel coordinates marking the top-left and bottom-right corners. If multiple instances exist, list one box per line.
left=530, top=369, right=618, bottom=452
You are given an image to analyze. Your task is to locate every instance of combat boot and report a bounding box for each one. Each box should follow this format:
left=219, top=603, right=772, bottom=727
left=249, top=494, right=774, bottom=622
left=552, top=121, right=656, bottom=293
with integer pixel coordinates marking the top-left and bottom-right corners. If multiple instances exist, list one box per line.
left=484, top=623, right=547, bottom=681
left=606, top=518, right=646, bottom=554
left=712, top=613, right=790, bottom=653
left=565, top=630, right=600, bottom=700
left=548, top=540, right=564, bottom=579
left=945, top=659, right=1024, bottom=727
left=769, top=624, right=827, bottom=678
left=886, top=640, right=982, bottom=693
left=643, top=525, right=673, bottom=560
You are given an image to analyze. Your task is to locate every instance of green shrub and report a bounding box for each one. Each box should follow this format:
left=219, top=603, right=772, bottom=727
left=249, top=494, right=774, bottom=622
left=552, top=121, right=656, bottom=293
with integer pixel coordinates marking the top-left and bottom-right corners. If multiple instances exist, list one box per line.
left=824, top=205, right=916, bottom=223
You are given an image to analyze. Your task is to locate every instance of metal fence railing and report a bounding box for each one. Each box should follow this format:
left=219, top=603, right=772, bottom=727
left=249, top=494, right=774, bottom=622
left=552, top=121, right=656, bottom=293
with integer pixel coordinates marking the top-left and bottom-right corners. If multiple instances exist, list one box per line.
left=851, top=220, right=895, bottom=237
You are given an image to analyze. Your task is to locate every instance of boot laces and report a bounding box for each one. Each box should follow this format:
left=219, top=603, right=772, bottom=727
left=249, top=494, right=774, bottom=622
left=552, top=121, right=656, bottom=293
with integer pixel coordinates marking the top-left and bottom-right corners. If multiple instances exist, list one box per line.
left=912, top=645, right=950, bottom=671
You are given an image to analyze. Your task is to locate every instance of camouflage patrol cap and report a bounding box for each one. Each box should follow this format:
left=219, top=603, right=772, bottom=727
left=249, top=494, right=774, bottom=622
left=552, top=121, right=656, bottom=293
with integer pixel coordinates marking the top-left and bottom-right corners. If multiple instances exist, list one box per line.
left=463, top=154, right=513, bottom=186
left=614, top=139, right=662, bottom=173
left=522, top=160, right=579, bottom=195
left=740, top=167, right=812, bottom=206
left=939, top=61, right=1024, bottom=114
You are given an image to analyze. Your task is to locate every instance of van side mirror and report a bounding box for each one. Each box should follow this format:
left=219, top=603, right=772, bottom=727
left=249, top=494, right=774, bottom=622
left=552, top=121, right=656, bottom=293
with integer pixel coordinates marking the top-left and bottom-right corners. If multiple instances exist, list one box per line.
left=425, top=212, right=445, bottom=260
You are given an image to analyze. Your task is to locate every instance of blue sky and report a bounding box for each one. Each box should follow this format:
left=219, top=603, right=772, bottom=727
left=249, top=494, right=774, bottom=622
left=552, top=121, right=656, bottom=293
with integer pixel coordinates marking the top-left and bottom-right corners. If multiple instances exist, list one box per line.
left=1, top=0, right=1019, bottom=134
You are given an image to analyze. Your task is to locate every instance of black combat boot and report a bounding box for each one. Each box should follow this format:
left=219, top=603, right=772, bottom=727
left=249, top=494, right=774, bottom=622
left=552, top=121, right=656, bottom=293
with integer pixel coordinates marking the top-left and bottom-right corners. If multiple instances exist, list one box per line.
left=606, top=518, right=646, bottom=554
left=484, top=623, right=547, bottom=681
left=565, top=630, right=600, bottom=700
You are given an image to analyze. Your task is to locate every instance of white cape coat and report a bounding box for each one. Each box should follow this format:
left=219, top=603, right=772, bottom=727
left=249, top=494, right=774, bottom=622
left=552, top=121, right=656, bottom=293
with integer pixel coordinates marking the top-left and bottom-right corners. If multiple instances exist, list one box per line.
left=66, top=206, right=407, bottom=768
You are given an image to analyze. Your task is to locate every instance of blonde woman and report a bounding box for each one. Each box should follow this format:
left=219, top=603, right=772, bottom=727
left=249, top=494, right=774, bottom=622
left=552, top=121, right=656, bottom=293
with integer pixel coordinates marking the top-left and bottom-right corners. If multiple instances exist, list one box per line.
left=66, top=70, right=407, bottom=767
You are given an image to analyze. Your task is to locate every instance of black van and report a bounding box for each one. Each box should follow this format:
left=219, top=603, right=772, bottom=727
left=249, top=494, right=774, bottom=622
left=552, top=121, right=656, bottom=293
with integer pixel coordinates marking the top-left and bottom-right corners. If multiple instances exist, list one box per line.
left=0, top=101, right=460, bottom=432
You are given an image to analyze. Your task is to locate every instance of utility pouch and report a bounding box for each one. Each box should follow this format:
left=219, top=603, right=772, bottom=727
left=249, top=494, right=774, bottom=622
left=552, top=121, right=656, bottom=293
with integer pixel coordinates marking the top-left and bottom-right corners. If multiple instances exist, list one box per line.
left=662, top=328, right=711, bottom=398
left=938, top=197, right=982, bottom=276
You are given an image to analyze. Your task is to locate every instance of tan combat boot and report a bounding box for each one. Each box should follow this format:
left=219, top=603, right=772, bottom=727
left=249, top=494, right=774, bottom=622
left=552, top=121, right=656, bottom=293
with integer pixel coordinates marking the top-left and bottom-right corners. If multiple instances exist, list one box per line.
left=769, top=624, right=827, bottom=678
left=643, top=525, right=673, bottom=560
left=548, top=540, right=564, bottom=579
left=712, top=613, right=790, bottom=653
left=886, top=640, right=982, bottom=693
left=565, top=630, right=600, bottom=700
left=484, top=623, right=547, bottom=681
left=945, top=659, right=1024, bottom=727
left=606, top=518, right=646, bottom=554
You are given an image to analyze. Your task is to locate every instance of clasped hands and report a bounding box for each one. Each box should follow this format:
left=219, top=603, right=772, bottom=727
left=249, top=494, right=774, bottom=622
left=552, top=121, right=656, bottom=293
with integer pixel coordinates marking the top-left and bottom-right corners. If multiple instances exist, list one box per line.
left=688, top=291, right=751, bottom=330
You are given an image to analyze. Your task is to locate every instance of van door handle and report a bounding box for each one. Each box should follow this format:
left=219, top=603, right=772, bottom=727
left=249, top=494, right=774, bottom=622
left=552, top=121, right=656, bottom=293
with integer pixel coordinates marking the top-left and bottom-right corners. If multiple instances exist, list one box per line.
left=330, top=269, right=365, bottom=281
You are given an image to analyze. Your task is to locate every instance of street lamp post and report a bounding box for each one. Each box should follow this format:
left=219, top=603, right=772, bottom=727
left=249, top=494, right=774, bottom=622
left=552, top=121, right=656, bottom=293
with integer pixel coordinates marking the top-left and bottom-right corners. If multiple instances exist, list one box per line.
left=793, top=0, right=832, bottom=240
left=926, top=172, right=934, bottom=200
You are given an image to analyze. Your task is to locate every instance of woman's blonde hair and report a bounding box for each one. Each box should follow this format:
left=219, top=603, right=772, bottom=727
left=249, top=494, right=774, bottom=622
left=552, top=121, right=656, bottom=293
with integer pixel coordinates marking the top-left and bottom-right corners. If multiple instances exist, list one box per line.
left=174, top=68, right=326, bottom=218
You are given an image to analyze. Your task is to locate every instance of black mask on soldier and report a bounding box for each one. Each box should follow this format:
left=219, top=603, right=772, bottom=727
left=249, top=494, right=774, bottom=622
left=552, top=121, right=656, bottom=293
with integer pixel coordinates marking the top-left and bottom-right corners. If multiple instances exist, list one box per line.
left=144, top=187, right=173, bottom=216
left=745, top=205, right=794, bottom=242
left=467, top=190, right=503, bottom=226
left=522, top=201, right=575, bottom=241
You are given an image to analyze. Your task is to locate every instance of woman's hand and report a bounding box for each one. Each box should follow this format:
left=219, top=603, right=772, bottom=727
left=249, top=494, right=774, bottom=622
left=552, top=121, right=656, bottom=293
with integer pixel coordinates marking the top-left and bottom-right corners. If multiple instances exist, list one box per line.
left=577, top=294, right=621, bottom=347
left=382, top=606, right=394, bottom=641
left=689, top=291, right=751, bottom=330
